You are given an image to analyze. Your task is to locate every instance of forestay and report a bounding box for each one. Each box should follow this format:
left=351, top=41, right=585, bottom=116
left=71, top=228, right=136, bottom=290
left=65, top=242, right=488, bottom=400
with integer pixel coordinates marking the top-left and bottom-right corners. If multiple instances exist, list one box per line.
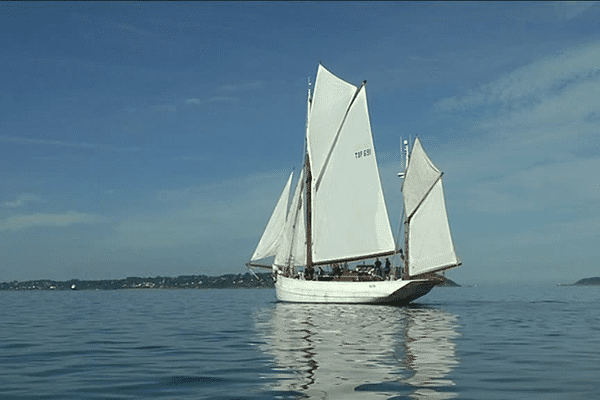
left=402, top=138, right=459, bottom=276
left=307, top=65, right=396, bottom=264
left=251, top=172, right=293, bottom=262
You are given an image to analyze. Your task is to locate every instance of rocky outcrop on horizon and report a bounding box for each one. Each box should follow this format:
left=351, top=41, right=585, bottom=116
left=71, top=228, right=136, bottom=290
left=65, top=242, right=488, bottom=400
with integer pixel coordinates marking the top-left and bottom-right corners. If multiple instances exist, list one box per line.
left=573, top=277, right=600, bottom=285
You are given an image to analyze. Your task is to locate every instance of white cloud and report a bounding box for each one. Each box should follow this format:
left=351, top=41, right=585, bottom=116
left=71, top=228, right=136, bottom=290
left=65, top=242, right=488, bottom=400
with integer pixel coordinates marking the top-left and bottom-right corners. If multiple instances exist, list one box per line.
left=217, top=81, right=265, bottom=93
left=476, top=76, right=600, bottom=144
left=553, top=1, right=598, bottom=22
left=430, top=39, right=600, bottom=192
left=184, top=81, right=265, bottom=108
left=185, top=98, right=202, bottom=106
left=436, top=40, right=600, bottom=113
left=101, top=169, right=293, bottom=253
left=487, top=214, right=600, bottom=249
left=184, top=96, right=237, bottom=107
left=3, top=194, right=44, bottom=208
left=0, top=211, right=107, bottom=231
left=464, top=157, right=600, bottom=215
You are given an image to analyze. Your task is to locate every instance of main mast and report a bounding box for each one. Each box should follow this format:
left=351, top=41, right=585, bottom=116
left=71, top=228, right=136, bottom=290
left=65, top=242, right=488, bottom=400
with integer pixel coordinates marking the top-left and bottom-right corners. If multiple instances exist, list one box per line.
left=305, top=78, right=313, bottom=273
left=399, top=138, right=410, bottom=280
left=305, top=154, right=313, bottom=271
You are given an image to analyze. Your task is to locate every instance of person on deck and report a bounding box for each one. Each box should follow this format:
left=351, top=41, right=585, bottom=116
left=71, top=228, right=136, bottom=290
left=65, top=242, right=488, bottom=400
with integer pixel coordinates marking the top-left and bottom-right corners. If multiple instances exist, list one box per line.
left=305, top=266, right=314, bottom=280
left=332, top=263, right=341, bottom=277
left=374, top=258, right=382, bottom=277
left=384, top=258, right=391, bottom=277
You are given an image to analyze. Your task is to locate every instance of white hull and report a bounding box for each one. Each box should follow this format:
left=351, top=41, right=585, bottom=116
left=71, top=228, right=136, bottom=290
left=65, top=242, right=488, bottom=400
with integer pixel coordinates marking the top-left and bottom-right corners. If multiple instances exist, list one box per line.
left=275, top=275, right=437, bottom=305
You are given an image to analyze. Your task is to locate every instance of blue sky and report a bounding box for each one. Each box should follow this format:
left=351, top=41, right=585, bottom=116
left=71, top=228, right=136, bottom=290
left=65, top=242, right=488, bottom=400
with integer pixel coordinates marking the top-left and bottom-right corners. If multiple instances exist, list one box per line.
left=1, top=2, right=599, bottom=284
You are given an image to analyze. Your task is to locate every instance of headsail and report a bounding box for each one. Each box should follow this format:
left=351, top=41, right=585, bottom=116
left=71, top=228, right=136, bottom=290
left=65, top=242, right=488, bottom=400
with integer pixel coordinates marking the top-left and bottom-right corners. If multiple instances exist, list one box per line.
left=402, top=138, right=459, bottom=276
left=251, top=172, right=293, bottom=262
left=274, top=169, right=306, bottom=269
left=307, top=65, right=396, bottom=264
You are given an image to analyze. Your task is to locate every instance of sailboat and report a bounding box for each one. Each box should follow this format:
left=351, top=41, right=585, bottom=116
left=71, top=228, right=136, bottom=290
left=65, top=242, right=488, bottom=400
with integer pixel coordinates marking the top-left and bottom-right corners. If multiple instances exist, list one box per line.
left=248, top=64, right=460, bottom=304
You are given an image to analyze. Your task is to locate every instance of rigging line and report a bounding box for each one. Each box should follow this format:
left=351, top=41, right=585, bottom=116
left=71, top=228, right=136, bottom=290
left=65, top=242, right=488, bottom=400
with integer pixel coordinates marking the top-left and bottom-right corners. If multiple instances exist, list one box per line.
left=313, top=81, right=365, bottom=193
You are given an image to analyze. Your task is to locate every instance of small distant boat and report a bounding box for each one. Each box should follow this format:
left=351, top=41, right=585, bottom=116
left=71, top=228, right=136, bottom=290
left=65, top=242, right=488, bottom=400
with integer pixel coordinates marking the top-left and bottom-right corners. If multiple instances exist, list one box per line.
left=248, top=64, right=460, bottom=304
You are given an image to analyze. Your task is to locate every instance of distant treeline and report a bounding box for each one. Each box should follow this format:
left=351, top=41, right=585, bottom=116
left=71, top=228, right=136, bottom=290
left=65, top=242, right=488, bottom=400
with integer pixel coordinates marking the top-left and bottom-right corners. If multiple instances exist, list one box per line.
left=0, top=272, right=274, bottom=291
left=1, top=272, right=465, bottom=291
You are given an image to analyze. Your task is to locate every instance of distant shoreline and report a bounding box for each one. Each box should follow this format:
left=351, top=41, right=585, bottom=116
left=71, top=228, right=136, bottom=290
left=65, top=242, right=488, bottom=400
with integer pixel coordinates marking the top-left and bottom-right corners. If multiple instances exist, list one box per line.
left=0, top=272, right=274, bottom=291
left=1, top=273, right=461, bottom=291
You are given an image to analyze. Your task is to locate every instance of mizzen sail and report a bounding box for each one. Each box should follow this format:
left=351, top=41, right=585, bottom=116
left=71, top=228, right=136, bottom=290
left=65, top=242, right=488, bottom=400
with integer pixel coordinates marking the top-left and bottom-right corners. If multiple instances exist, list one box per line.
left=402, top=138, right=459, bottom=276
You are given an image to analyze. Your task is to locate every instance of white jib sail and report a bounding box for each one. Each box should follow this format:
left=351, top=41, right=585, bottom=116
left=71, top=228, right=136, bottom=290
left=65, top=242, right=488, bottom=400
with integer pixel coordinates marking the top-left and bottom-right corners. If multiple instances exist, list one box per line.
left=274, top=169, right=306, bottom=268
left=251, top=172, right=293, bottom=261
left=309, top=80, right=395, bottom=264
left=402, top=138, right=458, bottom=276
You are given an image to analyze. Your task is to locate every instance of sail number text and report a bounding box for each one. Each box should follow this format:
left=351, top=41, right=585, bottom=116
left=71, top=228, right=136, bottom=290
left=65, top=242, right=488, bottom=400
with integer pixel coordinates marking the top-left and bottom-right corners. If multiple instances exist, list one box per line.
left=355, top=148, right=372, bottom=159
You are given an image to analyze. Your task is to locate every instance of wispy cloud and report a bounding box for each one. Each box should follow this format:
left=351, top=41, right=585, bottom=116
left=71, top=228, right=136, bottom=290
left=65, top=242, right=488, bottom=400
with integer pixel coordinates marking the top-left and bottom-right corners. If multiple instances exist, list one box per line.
left=185, top=98, right=202, bottom=106
left=185, top=96, right=237, bottom=107
left=3, top=194, right=44, bottom=209
left=488, top=213, right=600, bottom=248
left=0, top=135, right=145, bottom=152
left=553, top=1, right=598, bottom=22
left=102, top=169, right=292, bottom=253
left=465, top=156, right=600, bottom=215
left=425, top=39, right=600, bottom=280
left=184, top=80, right=265, bottom=108
left=217, top=81, right=265, bottom=93
left=0, top=211, right=107, bottom=232
left=436, top=40, right=600, bottom=113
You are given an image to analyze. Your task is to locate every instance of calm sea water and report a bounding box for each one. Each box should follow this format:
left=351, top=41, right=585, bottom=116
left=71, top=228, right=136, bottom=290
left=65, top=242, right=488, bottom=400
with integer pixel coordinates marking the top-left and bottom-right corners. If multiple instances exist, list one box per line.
left=1, top=284, right=599, bottom=399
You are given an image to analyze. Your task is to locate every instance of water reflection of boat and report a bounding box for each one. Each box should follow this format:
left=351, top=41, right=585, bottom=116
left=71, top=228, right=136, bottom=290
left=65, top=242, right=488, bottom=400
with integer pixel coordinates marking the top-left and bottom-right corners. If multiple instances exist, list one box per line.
left=254, top=303, right=460, bottom=399
left=403, top=306, right=460, bottom=399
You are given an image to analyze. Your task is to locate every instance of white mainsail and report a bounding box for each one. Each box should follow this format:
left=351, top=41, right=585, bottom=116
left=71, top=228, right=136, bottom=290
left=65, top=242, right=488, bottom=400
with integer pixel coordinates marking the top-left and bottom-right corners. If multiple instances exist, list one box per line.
left=307, top=64, right=396, bottom=264
left=251, top=172, right=293, bottom=262
left=306, top=65, right=357, bottom=181
left=402, top=138, right=459, bottom=276
left=274, top=169, right=306, bottom=268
